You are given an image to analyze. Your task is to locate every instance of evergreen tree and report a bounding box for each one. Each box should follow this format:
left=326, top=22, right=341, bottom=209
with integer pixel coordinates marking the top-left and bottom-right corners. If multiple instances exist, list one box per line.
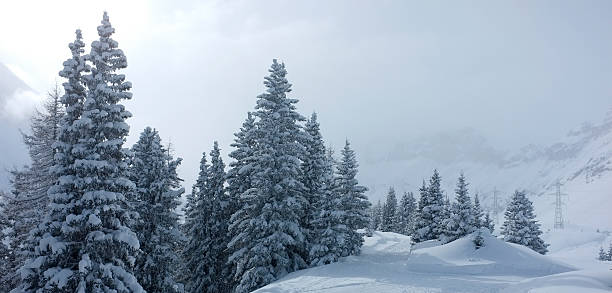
left=336, top=140, right=370, bottom=256
left=130, top=127, right=184, bottom=292
left=2, top=87, right=64, bottom=291
left=473, top=193, right=484, bottom=228
left=0, top=192, right=13, bottom=292
left=228, top=60, right=307, bottom=293
left=501, top=190, right=549, bottom=255
left=301, top=113, right=327, bottom=263
left=396, top=192, right=417, bottom=236
left=182, top=153, right=211, bottom=293
left=442, top=173, right=475, bottom=243
left=19, top=13, right=143, bottom=292
left=412, top=170, right=445, bottom=243
left=608, top=243, right=612, bottom=261
left=473, top=229, right=485, bottom=250
left=226, top=112, right=256, bottom=290
left=484, top=212, right=495, bottom=233
left=381, top=187, right=398, bottom=232
left=369, top=200, right=383, bottom=233
left=308, top=140, right=346, bottom=266
left=598, top=247, right=607, bottom=261
left=207, top=142, right=232, bottom=292
left=183, top=144, right=232, bottom=293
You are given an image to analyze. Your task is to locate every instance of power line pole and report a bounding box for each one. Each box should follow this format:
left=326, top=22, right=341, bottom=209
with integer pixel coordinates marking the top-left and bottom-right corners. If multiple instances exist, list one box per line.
left=493, top=187, right=499, bottom=224
left=551, top=181, right=567, bottom=229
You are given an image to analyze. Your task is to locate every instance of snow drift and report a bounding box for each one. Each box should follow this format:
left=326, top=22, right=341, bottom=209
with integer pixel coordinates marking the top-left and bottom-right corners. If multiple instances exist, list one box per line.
left=407, top=230, right=574, bottom=276
left=255, top=231, right=579, bottom=292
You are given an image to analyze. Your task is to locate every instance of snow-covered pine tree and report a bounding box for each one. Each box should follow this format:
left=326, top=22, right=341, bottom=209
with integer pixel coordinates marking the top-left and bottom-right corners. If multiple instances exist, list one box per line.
left=484, top=212, right=495, bottom=233
left=130, top=127, right=184, bottom=292
left=381, top=187, right=398, bottom=232
left=182, top=153, right=212, bottom=293
left=301, top=113, right=327, bottom=263
left=473, top=229, right=485, bottom=249
left=19, top=13, right=143, bottom=292
left=598, top=247, right=607, bottom=261
left=442, top=173, right=475, bottom=243
left=369, top=200, right=383, bottom=233
left=0, top=192, right=13, bottom=292
left=308, top=136, right=346, bottom=266
left=607, top=243, right=612, bottom=261
left=206, top=142, right=232, bottom=292
left=396, top=192, right=417, bottom=236
left=226, top=112, right=257, bottom=290
left=473, top=193, right=484, bottom=228
left=228, top=60, right=307, bottom=293
left=412, top=170, right=446, bottom=243
left=16, top=28, right=89, bottom=292
left=2, top=86, right=64, bottom=291
left=501, top=190, right=549, bottom=255
left=336, top=140, right=370, bottom=256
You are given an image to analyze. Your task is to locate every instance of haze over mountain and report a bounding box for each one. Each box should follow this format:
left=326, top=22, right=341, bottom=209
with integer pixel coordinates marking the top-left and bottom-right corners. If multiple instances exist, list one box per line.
left=362, top=110, right=612, bottom=231
left=0, top=62, right=38, bottom=190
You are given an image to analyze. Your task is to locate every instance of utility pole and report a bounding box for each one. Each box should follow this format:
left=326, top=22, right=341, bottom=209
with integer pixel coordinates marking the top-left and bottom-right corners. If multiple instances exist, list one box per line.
left=551, top=181, right=567, bottom=229
left=493, top=187, right=499, bottom=225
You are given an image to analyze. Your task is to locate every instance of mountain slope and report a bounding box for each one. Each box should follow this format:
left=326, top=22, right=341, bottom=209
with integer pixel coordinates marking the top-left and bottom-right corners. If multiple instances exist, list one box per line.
left=360, top=112, right=612, bottom=230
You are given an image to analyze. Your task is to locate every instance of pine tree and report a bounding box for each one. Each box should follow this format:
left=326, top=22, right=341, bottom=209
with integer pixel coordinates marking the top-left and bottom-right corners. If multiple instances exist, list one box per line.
left=19, top=13, right=143, bottom=292
left=206, top=142, right=232, bottom=292
left=130, top=127, right=184, bottom=292
left=473, top=193, right=484, bottom=228
left=442, top=173, right=475, bottom=243
left=607, top=243, right=612, bottom=261
left=381, top=187, right=398, bottom=232
left=228, top=60, right=307, bottom=293
left=336, top=140, right=370, bottom=256
left=308, top=140, right=346, bottom=266
left=501, top=190, right=549, bottom=255
left=17, top=28, right=90, bottom=292
left=473, top=229, right=485, bottom=249
left=182, top=153, right=211, bottom=293
left=484, top=212, right=495, bottom=233
left=598, top=247, right=607, bottom=261
left=226, top=112, right=256, bottom=290
left=395, top=192, right=417, bottom=236
left=2, top=87, right=64, bottom=291
left=369, top=200, right=383, bottom=233
left=301, top=113, right=327, bottom=263
left=0, top=192, right=13, bottom=292
left=412, top=170, right=446, bottom=243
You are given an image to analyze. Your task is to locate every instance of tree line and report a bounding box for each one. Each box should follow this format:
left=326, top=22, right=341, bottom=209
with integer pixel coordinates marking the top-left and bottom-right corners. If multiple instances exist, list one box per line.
left=0, top=13, right=371, bottom=293
left=369, top=170, right=549, bottom=254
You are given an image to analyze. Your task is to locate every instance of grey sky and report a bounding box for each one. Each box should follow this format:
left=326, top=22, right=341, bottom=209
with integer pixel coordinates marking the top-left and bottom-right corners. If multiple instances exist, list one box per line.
left=2, top=0, right=611, bottom=189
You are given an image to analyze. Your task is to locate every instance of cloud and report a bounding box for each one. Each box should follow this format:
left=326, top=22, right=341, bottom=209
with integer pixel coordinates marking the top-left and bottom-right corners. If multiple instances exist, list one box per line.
left=0, top=89, right=42, bottom=123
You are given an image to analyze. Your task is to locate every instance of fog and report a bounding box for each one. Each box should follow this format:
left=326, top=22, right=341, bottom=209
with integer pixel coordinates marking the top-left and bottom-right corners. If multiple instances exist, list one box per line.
left=2, top=0, right=612, bottom=190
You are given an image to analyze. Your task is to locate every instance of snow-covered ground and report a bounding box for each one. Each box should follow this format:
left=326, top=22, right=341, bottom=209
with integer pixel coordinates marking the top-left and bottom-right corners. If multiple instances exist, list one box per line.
left=256, top=231, right=612, bottom=292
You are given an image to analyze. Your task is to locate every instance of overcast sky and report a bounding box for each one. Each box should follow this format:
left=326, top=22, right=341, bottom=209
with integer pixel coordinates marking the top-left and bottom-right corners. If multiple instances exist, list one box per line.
left=2, top=0, right=611, bottom=188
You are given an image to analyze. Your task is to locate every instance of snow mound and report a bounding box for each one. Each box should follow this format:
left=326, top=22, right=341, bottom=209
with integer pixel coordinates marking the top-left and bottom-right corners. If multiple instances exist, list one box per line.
left=255, top=231, right=579, bottom=293
left=407, top=230, right=575, bottom=276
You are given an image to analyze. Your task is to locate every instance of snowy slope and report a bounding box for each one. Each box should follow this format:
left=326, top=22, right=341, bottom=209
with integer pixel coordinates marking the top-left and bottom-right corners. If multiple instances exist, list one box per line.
left=360, top=112, right=612, bottom=231
left=256, top=231, right=612, bottom=293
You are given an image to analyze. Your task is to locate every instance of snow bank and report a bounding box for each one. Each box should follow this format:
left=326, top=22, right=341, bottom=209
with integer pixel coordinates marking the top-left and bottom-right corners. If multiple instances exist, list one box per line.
left=407, top=231, right=575, bottom=276
left=256, top=231, right=579, bottom=293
